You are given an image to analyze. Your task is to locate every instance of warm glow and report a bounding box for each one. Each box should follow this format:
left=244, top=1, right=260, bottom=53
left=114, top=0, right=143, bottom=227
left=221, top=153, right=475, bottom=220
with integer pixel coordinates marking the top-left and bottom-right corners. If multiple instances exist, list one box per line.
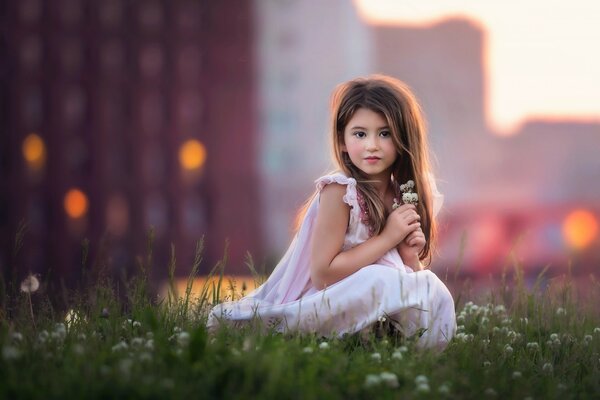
left=179, top=139, right=207, bottom=170
left=106, top=194, right=129, bottom=236
left=161, top=276, right=259, bottom=302
left=353, top=0, right=600, bottom=134
left=22, top=133, right=46, bottom=169
left=64, top=188, right=89, bottom=219
left=562, top=209, right=598, bottom=250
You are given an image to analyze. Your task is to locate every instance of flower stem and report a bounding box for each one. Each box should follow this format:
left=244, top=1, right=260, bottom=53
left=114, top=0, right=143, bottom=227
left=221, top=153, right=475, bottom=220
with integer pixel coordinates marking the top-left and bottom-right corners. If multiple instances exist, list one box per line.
left=27, top=292, right=37, bottom=331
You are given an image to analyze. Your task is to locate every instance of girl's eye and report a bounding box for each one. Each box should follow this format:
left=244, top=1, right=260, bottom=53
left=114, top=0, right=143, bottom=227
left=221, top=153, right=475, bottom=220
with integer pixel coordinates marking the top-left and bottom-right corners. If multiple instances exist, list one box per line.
left=354, top=131, right=366, bottom=138
left=380, top=130, right=391, bottom=137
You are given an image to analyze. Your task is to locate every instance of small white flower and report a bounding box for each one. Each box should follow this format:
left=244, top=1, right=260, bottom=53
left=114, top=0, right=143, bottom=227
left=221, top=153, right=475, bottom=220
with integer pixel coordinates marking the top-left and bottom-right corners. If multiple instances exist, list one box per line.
left=54, top=323, right=67, bottom=339
left=173, top=326, right=182, bottom=334
left=593, top=327, right=600, bottom=334
left=494, top=305, right=506, bottom=314
left=414, top=375, right=428, bottom=385
left=492, top=327, right=500, bottom=334
left=501, top=318, right=511, bottom=326
left=145, top=339, right=154, bottom=350
left=542, top=362, right=553, bottom=374
left=11, top=332, right=23, bottom=342
left=378, top=315, right=387, bottom=323
left=20, top=274, right=40, bottom=293
left=416, top=383, right=430, bottom=393
left=2, top=345, right=21, bottom=360
left=550, top=333, right=559, bottom=341
left=38, top=330, right=49, bottom=343
left=526, top=342, right=539, bottom=351
left=371, top=352, right=381, bottom=362
left=406, top=180, right=414, bottom=188
left=319, top=342, right=329, bottom=350
left=132, top=321, right=141, bottom=328
left=177, top=331, right=190, bottom=346
left=481, top=339, right=490, bottom=347
left=480, top=317, right=489, bottom=325
left=485, top=388, right=497, bottom=397
left=456, top=315, right=465, bottom=324
left=302, top=346, right=313, bottom=354
left=112, top=341, right=128, bottom=352
left=584, top=335, right=593, bottom=344
left=556, top=307, right=566, bottom=316
left=483, top=361, right=491, bottom=367
left=379, top=372, right=399, bottom=388
left=438, top=383, right=450, bottom=395
left=504, top=345, right=514, bottom=355
left=512, top=371, right=522, bottom=379
left=131, top=337, right=144, bottom=348
left=520, top=317, right=528, bottom=325
left=402, top=193, right=412, bottom=203
left=364, top=374, right=381, bottom=388
left=457, top=325, right=465, bottom=332
left=392, top=351, right=403, bottom=360
left=397, top=345, right=408, bottom=353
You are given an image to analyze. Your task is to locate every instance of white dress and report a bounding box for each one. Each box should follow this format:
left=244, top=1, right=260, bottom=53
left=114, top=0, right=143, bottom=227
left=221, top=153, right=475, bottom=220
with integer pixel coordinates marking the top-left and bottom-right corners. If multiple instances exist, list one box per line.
left=207, top=173, right=456, bottom=350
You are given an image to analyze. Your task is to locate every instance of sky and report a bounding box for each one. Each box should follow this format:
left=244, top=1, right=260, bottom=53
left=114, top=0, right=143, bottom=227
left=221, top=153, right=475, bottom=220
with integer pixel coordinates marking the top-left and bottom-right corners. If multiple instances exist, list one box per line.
left=354, top=0, right=600, bottom=134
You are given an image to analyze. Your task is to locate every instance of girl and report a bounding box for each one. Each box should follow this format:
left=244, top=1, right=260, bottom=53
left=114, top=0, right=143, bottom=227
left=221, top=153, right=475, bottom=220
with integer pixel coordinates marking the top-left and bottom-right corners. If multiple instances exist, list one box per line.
left=208, top=75, right=456, bottom=350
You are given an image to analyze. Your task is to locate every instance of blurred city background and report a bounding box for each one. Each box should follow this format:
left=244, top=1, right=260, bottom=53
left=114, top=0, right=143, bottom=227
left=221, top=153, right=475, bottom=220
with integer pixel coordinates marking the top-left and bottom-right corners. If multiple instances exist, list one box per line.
left=1, top=0, right=599, bottom=291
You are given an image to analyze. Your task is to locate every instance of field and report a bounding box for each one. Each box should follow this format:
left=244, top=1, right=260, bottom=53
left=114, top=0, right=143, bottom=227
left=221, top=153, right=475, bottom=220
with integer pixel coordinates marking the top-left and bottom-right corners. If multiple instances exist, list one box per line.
left=1, top=239, right=600, bottom=399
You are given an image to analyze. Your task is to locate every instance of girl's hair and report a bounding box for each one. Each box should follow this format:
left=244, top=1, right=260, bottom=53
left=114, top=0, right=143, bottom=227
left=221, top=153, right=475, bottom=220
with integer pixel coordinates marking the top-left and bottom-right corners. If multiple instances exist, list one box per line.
left=330, top=75, right=437, bottom=266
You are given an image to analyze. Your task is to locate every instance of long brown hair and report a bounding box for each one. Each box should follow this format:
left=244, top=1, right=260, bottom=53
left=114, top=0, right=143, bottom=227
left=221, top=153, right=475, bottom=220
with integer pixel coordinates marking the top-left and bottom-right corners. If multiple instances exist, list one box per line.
left=330, top=75, right=437, bottom=266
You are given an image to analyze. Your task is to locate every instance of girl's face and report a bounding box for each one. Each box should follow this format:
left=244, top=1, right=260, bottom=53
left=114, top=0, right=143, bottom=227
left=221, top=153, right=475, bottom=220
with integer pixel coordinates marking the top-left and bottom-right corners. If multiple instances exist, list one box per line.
left=341, top=108, right=397, bottom=180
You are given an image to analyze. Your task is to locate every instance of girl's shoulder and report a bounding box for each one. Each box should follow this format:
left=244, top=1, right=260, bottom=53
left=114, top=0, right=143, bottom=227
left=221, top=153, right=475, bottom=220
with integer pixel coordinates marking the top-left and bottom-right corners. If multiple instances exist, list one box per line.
left=314, top=171, right=356, bottom=191
left=314, top=172, right=358, bottom=208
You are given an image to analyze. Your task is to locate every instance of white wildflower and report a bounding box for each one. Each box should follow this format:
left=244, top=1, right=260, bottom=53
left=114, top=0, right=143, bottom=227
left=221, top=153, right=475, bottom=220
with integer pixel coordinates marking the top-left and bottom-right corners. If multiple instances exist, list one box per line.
left=480, top=317, right=489, bottom=325
left=414, top=375, right=428, bottom=385
left=72, top=343, right=85, bottom=355
left=20, top=274, right=40, bottom=293
left=380, top=372, right=399, bottom=388
left=392, top=351, right=403, bottom=360
left=416, top=383, right=430, bottom=393
left=381, top=339, right=389, bottom=346
left=438, top=383, right=450, bottom=395
left=457, top=315, right=465, bottom=324
left=485, top=388, right=497, bottom=397
left=378, top=315, right=387, bottom=323
left=482, top=339, right=490, bottom=347
left=54, top=323, right=67, bottom=339
left=483, top=361, right=491, bottom=367
left=550, top=333, right=559, bottom=341
left=492, top=327, right=500, bottom=334
left=371, top=352, right=382, bottom=362
left=112, top=341, right=128, bottom=352
left=131, top=337, right=144, bottom=348
left=38, top=330, right=49, bottom=343
left=504, top=345, right=514, bottom=356
left=494, top=305, right=506, bottom=314
left=364, top=374, right=381, bottom=388
left=593, top=327, right=600, bottom=335
left=11, top=332, right=23, bottom=342
left=526, top=342, right=539, bottom=351
left=302, top=346, right=313, bottom=354
left=520, top=317, right=528, bottom=325
left=584, top=335, right=593, bottom=344
left=542, top=362, right=553, bottom=374
left=173, top=326, right=182, bottom=334
left=319, top=342, right=329, bottom=350
left=397, top=345, right=408, bottom=353
left=501, top=318, right=511, bottom=326
left=145, top=339, right=154, bottom=350
left=406, top=180, right=414, bottom=188
left=556, top=307, right=566, bottom=316
left=177, top=331, right=190, bottom=346
left=133, top=321, right=141, bottom=328
left=2, top=345, right=21, bottom=360
left=512, top=371, right=522, bottom=379
left=457, top=325, right=465, bottom=332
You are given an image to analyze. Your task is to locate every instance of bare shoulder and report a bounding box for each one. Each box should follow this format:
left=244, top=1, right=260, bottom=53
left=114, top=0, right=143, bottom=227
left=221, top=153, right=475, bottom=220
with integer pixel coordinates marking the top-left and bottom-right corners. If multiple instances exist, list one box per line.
left=317, top=183, right=350, bottom=222
left=319, top=183, right=349, bottom=204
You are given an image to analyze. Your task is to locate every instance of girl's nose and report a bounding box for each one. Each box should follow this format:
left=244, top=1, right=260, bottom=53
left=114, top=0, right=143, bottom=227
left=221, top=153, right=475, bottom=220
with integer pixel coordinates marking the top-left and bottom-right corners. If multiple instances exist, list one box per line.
left=365, top=135, right=379, bottom=150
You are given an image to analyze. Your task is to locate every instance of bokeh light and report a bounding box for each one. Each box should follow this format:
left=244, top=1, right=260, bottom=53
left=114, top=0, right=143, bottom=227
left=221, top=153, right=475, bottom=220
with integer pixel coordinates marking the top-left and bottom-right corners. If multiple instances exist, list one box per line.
left=64, top=188, right=89, bottom=219
left=22, top=133, right=46, bottom=169
left=562, top=209, right=598, bottom=250
left=179, top=139, right=207, bottom=171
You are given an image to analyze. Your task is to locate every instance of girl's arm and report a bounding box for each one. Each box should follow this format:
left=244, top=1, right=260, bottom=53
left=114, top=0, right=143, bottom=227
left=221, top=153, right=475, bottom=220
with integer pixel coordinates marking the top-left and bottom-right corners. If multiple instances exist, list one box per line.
left=310, top=184, right=421, bottom=289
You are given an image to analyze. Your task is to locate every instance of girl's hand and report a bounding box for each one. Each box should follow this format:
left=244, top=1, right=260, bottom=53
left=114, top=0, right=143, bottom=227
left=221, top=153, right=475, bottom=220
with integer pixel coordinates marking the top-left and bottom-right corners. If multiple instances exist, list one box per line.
left=382, top=204, right=421, bottom=245
left=398, top=227, right=426, bottom=270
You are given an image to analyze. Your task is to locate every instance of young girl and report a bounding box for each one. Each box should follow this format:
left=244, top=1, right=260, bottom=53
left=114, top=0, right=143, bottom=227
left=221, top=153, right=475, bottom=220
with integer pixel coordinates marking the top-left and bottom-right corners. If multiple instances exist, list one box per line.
left=207, top=75, right=456, bottom=350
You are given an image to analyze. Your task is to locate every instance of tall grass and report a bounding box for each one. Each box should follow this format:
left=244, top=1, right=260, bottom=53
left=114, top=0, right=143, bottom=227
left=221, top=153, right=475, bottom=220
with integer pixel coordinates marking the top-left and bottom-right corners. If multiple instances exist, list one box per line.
left=1, top=231, right=599, bottom=399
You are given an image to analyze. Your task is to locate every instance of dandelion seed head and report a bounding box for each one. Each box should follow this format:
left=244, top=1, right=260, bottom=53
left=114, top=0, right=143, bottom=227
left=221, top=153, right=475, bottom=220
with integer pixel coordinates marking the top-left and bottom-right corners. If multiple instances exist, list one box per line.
left=20, top=274, right=40, bottom=293
left=504, top=345, right=514, bottom=355
left=527, top=342, right=539, bottom=351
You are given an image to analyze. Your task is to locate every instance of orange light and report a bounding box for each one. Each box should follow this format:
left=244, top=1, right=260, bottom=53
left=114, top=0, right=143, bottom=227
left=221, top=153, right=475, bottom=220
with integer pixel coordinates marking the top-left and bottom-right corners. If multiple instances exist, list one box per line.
left=64, top=188, right=89, bottom=219
left=562, top=209, right=598, bottom=250
left=22, top=133, right=46, bottom=169
left=179, top=139, right=207, bottom=170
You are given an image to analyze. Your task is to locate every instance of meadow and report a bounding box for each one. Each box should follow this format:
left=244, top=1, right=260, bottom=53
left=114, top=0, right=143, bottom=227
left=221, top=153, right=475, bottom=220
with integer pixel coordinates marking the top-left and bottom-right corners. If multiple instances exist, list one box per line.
left=1, top=236, right=600, bottom=399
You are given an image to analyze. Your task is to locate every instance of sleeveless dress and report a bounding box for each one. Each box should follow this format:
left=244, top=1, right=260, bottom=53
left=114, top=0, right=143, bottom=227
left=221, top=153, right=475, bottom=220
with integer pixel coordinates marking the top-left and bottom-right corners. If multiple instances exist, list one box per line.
left=207, top=173, right=456, bottom=350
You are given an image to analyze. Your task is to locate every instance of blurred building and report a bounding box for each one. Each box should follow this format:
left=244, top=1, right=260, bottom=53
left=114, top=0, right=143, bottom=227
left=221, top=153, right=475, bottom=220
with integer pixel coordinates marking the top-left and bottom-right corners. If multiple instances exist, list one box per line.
left=0, top=0, right=261, bottom=287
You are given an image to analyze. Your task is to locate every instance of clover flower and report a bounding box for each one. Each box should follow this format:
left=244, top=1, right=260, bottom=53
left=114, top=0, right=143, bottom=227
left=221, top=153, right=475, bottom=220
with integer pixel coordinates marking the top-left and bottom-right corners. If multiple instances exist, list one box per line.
left=526, top=342, right=539, bottom=351
left=556, top=307, right=566, bottom=316
left=584, top=335, right=593, bottom=345
left=391, top=351, right=403, bottom=360
left=414, top=375, right=428, bottom=385
left=593, top=327, right=600, bottom=335
left=483, top=361, right=491, bottom=367
left=302, top=346, right=313, bottom=354
left=393, top=180, right=418, bottom=210
left=319, top=342, right=329, bottom=350
left=503, top=345, right=514, bottom=356
left=11, top=332, right=23, bottom=342
left=371, top=352, right=382, bottom=362
left=542, top=362, right=553, bottom=374
left=415, top=383, right=430, bottom=393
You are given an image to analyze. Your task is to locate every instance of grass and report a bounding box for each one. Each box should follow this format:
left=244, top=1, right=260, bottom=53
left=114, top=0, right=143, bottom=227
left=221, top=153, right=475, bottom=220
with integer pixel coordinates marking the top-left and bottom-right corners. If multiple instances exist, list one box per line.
left=1, top=233, right=600, bottom=399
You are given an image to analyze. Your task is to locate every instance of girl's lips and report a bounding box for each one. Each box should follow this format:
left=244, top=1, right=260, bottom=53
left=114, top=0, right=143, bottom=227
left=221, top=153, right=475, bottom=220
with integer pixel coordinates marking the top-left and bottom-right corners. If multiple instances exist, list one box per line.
left=365, top=157, right=381, bottom=164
